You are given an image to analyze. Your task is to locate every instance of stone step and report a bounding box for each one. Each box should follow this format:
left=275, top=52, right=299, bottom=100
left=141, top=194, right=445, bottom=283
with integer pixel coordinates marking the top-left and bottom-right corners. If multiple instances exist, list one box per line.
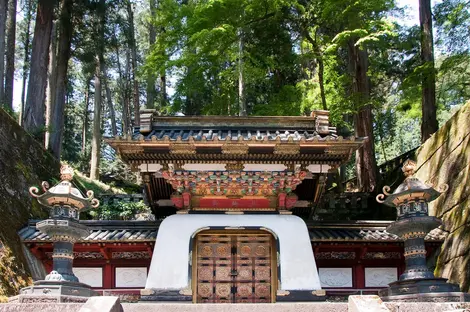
left=3, top=300, right=470, bottom=312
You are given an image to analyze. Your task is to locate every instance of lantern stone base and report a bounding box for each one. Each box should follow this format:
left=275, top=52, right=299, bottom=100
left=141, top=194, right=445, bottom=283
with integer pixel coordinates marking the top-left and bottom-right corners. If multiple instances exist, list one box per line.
left=9, top=280, right=99, bottom=303
left=379, top=278, right=469, bottom=302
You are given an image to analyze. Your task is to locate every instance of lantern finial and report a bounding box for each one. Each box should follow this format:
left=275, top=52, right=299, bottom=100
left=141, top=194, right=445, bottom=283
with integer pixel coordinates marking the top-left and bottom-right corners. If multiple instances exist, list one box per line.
left=60, top=164, right=74, bottom=181
left=402, top=159, right=416, bottom=178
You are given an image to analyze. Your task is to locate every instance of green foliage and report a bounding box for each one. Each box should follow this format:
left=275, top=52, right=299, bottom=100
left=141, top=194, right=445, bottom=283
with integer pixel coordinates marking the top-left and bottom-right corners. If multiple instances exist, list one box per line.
left=88, top=200, right=150, bottom=220
left=0, top=246, right=32, bottom=298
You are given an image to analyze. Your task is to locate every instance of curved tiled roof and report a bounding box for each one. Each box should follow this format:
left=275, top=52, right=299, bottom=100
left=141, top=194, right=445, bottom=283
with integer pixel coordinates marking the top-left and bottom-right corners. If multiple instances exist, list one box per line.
left=19, top=220, right=446, bottom=243
left=137, top=128, right=338, bottom=142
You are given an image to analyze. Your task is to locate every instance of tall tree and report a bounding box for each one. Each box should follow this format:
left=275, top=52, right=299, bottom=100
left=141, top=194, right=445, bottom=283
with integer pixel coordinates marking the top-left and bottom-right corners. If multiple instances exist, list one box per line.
left=126, top=0, right=140, bottom=126
left=103, top=65, right=117, bottom=137
left=4, top=0, right=16, bottom=110
left=238, top=29, right=245, bottom=116
left=82, top=77, right=90, bottom=155
left=23, top=0, right=56, bottom=138
left=0, top=0, right=7, bottom=106
left=90, top=0, right=105, bottom=180
left=349, top=42, right=378, bottom=192
left=45, top=21, right=57, bottom=150
left=146, top=0, right=156, bottom=109
left=18, top=0, right=34, bottom=125
left=50, top=0, right=74, bottom=158
left=419, top=0, right=438, bottom=142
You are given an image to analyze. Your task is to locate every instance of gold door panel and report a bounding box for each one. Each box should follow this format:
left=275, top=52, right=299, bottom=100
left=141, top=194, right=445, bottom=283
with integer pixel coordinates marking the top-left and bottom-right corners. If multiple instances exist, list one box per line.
left=195, top=232, right=274, bottom=303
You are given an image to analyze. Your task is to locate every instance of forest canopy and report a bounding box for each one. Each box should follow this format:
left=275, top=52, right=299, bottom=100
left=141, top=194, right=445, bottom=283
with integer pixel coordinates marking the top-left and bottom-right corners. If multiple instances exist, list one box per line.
left=1, top=0, right=469, bottom=193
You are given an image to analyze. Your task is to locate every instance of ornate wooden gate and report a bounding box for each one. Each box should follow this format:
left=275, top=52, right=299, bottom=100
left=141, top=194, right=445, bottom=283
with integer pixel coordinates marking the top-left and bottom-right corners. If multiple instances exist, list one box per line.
left=195, top=232, right=274, bottom=303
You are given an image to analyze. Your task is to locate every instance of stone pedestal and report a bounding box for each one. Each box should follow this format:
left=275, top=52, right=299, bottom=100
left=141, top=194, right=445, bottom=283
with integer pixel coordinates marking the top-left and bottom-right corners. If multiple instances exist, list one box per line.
left=10, top=280, right=98, bottom=303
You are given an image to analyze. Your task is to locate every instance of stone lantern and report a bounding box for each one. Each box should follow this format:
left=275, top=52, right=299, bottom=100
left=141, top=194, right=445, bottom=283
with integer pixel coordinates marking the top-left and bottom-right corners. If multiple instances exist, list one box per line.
left=376, top=159, right=467, bottom=302
left=16, top=165, right=100, bottom=303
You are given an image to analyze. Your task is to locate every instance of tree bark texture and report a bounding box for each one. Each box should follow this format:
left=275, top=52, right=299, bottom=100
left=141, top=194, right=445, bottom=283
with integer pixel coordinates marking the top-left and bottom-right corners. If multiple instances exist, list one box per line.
left=23, top=0, right=55, bottom=139
left=90, top=57, right=103, bottom=180
left=0, top=0, right=8, bottom=106
left=304, top=31, right=327, bottom=110
left=419, top=0, right=438, bottom=143
left=90, top=0, right=105, bottom=180
left=45, top=21, right=57, bottom=150
left=115, top=39, right=130, bottom=135
left=127, top=0, right=140, bottom=126
left=238, top=30, right=246, bottom=116
left=146, top=0, right=156, bottom=109
left=4, top=0, right=16, bottom=110
left=348, top=40, right=378, bottom=193
left=50, top=0, right=73, bottom=159
left=19, top=0, right=33, bottom=125
left=121, top=48, right=131, bottom=135
left=103, top=66, right=117, bottom=137
left=82, top=78, right=90, bottom=155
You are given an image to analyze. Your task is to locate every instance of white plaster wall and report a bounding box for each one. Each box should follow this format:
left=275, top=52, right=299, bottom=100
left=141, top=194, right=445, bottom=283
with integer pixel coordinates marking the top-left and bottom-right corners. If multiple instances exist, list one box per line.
left=116, top=267, right=148, bottom=288
left=364, top=267, right=397, bottom=287
left=145, top=214, right=322, bottom=291
left=318, top=268, right=353, bottom=288
left=73, top=267, right=103, bottom=288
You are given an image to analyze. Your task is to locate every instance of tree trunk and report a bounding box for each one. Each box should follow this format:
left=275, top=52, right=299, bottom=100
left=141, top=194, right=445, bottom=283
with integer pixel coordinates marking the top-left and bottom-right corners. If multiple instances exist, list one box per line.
left=4, top=0, right=16, bottom=111
left=121, top=48, right=131, bottom=135
left=238, top=30, right=246, bottom=116
left=19, top=0, right=33, bottom=126
left=160, top=71, right=166, bottom=108
left=90, top=0, right=105, bottom=180
left=304, top=31, right=327, bottom=110
left=127, top=0, right=140, bottom=126
left=146, top=0, right=156, bottom=109
left=50, top=0, right=73, bottom=159
left=419, top=0, right=438, bottom=142
left=45, top=21, right=57, bottom=150
left=90, top=56, right=103, bottom=180
left=348, top=40, right=378, bottom=193
left=0, top=0, right=8, bottom=106
left=82, top=78, right=90, bottom=155
left=103, top=66, right=117, bottom=137
left=318, top=57, right=327, bottom=110
left=23, top=0, right=56, bottom=140
left=114, top=39, right=129, bottom=135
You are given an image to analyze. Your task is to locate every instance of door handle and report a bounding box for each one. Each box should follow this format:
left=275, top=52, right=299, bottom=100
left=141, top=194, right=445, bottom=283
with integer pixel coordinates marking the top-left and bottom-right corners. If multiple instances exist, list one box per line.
left=230, top=270, right=238, bottom=276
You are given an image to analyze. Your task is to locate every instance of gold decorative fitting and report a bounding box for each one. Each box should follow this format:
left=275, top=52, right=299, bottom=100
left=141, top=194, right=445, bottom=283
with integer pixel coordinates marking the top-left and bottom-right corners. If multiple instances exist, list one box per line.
left=222, top=143, right=249, bottom=154
left=276, top=290, right=290, bottom=296
left=273, top=144, right=300, bottom=155
left=402, top=232, right=427, bottom=239
left=312, top=290, right=326, bottom=296
left=141, top=289, right=155, bottom=296
left=225, top=162, right=245, bottom=171
left=179, top=287, right=192, bottom=296
left=169, top=143, right=196, bottom=154
left=325, top=146, right=351, bottom=155
left=402, top=159, right=417, bottom=177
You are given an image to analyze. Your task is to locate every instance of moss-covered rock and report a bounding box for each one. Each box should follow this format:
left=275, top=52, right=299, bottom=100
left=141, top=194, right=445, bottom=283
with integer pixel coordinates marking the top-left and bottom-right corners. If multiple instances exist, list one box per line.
left=0, top=108, right=60, bottom=296
left=415, top=101, right=470, bottom=292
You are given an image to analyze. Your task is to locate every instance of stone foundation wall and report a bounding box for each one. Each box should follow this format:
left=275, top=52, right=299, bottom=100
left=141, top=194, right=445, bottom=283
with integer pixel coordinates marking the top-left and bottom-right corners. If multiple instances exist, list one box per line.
left=414, top=101, right=470, bottom=292
left=0, top=109, right=60, bottom=298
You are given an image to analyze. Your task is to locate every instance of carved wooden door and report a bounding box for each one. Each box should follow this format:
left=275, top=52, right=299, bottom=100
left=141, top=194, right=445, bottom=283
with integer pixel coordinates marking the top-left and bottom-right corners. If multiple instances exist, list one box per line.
left=195, top=232, right=273, bottom=303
